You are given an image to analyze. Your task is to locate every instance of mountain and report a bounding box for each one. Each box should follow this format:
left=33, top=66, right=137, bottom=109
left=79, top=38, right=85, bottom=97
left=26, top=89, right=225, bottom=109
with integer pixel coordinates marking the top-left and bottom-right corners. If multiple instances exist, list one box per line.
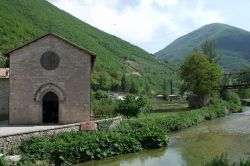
left=155, top=23, right=250, bottom=71
left=0, top=0, right=176, bottom=94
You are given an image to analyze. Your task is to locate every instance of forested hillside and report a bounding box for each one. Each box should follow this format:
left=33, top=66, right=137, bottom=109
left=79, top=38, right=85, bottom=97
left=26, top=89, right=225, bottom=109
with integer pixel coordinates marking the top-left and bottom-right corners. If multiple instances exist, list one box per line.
left=0, top=0, right=177, bottom=94
left=155, top=23, right=250, bottom=71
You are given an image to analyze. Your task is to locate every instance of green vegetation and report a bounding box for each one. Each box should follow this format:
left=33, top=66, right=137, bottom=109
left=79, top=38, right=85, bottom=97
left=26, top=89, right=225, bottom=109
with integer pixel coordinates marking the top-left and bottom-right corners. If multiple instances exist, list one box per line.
left=115, top=95, right=151, bottom=118
left=0, top=0, right=176, bottom=93
left=0, top=156, right=8, bottom=166
left=179, top=51, right=222, bottom=106
left=131, top=101, right=236, bottom=132
left=155, top=23, right=250, bottom=71
left=202, top=39, right=218, bottom=63
left=204, top=154, right=250, bottom=166
left=92, top=92, right=152, bottom=119
left=221, top=90, right=242, bottom=112
left=17, top=123, right=168, bottom=165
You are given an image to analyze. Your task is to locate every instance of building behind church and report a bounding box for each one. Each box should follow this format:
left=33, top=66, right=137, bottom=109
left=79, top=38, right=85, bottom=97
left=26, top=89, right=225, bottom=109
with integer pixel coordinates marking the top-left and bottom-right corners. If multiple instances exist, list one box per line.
left=0, top=33, right=95, bottom=125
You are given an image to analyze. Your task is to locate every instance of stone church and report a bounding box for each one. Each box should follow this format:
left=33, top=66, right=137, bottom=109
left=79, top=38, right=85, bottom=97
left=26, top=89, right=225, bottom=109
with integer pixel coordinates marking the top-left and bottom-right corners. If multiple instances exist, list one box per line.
left=0, top=33, right=96, bottom=125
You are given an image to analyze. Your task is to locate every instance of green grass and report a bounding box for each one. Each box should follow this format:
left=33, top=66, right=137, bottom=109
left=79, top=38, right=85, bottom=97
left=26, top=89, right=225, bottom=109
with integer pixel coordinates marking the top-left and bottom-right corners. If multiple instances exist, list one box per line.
left=151, top=99, right=188, bottom=112
left=203, top=154, right=250, bottom=166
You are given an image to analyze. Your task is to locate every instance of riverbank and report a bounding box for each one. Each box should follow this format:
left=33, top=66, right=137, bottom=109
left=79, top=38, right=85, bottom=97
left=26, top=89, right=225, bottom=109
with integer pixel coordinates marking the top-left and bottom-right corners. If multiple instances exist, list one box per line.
left=2, top=102, right=240, bottom=165
left=132, top=102, right=237, bottom=132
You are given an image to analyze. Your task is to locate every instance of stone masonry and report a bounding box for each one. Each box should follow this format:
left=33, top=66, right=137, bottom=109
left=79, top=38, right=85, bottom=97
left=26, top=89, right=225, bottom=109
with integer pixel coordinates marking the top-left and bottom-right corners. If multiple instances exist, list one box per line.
left=0, top=117, right=122, bottom=154
left=5, top=33, right=96, bottom=125
left=0, top=68, right=9, bottom=118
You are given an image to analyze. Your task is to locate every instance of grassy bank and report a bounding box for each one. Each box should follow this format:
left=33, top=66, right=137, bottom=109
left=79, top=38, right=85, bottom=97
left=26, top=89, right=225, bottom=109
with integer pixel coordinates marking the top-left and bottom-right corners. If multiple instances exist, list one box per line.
left=131, top=102, right=236, bottom=132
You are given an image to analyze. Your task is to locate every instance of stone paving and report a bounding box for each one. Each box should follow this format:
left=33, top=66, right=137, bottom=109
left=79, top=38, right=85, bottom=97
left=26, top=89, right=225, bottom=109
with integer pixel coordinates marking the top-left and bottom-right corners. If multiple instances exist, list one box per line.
left=0, top=120, right=79, bottom=137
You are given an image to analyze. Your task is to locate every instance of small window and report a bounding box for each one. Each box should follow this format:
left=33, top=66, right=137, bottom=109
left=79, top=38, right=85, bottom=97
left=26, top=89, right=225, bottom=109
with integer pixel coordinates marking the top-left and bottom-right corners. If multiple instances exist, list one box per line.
left=40, top=51, right=60, bottom=70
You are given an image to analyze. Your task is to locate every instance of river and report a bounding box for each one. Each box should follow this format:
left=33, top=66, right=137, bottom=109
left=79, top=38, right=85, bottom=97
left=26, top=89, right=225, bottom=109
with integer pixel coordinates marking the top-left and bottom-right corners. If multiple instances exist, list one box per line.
left=78, top=107, right=250, bottom=166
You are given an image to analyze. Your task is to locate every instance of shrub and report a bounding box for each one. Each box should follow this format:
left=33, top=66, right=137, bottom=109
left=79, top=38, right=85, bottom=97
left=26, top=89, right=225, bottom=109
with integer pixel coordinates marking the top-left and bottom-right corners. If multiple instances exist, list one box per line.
left=116, top=122, right=168, bottom=149
left=93, top=90, right=110, bottom=100
left=92, top=98, right=118, bottom=118
left=116, top=95, right=151, bottom=118
left=18, top=123, right=168, bottom=165
left=221, top=90, right=241, bottom=112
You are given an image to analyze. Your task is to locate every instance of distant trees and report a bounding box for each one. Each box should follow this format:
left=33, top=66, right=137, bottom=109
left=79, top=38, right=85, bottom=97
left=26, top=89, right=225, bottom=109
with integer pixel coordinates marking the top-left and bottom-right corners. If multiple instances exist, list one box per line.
left=92, top=71, right=145, bottom=95
left=179, top=51, right=222, bottom=107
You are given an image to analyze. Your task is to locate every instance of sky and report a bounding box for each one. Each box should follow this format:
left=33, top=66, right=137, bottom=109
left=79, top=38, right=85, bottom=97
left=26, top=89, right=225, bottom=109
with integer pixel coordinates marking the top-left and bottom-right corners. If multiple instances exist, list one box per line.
left=48, top=0, right=250, bottom=53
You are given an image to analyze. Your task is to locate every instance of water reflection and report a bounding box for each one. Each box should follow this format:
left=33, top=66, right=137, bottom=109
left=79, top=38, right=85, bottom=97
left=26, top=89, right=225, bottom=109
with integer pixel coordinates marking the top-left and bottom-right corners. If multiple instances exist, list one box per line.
left=78, top=107, right=250, bottom=166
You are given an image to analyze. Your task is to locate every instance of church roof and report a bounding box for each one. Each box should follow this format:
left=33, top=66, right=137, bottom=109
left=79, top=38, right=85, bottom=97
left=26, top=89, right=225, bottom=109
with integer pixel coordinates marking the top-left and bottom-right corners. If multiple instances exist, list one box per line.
left=0, top=68, right=9, bottom=78
left=4, top=33, right=96, bottom=65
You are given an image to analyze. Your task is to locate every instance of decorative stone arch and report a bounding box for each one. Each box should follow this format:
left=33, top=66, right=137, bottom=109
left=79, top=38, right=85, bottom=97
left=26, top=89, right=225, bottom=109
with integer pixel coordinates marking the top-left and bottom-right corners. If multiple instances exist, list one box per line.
left=34, top=83, right=65, bottom=124
left=34, top=83, right=65, bottom=102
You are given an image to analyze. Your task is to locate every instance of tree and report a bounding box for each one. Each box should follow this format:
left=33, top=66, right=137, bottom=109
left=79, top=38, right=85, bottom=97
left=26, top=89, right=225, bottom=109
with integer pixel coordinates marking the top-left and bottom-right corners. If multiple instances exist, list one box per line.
left=202, top=40, right=218, bottom=63
left=115, top=95, right=150, bottom=118
left=121, top=74, right=131, bottom=92
left=0, top=54, right=7, bottom=68
left=179, top=51, right=222, bottom=106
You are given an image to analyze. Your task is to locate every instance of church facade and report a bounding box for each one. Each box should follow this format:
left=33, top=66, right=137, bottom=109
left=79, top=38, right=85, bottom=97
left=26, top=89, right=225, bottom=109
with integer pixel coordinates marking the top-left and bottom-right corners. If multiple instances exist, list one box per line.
left=0, top=33, right=96, bottom=125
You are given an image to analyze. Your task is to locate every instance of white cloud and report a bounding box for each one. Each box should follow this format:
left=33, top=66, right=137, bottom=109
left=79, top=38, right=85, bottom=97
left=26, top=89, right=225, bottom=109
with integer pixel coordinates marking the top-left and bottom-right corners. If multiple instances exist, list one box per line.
left=48, top=0, right=223, bottom=53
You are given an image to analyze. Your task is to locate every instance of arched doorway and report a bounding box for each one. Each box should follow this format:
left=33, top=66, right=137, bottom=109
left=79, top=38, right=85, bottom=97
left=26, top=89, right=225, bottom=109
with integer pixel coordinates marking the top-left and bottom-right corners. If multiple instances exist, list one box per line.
left=42, top=92, right=59, bottom=123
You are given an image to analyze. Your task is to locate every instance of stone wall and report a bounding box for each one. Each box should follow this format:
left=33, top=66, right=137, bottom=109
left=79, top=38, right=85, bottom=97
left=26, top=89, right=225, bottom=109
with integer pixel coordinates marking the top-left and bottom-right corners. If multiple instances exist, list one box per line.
left=0, top=79, right=9, bottom=119
left=9, top=34, right=92, bottom=125
left=0, top=117, right=122, bottom=154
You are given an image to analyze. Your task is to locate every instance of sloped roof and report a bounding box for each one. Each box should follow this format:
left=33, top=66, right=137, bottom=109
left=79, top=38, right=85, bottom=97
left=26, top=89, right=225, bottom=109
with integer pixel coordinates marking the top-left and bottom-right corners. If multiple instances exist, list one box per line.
left=0, top=68, right=9, bottom=78
left=4, top=33, right=96, bottom=65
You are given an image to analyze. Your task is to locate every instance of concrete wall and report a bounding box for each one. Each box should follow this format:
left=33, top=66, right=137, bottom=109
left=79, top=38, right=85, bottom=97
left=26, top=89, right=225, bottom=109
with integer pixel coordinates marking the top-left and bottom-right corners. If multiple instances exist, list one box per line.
left=9, top=35, right=91, bottom=124
left=0, top=79, right=9, bottom=119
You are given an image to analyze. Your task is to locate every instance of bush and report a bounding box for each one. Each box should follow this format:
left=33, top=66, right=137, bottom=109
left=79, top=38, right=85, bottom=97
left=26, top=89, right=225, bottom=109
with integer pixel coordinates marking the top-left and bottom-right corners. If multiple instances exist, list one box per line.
left=18, top=123, right=168, bottom=165
left=92, top=98, right=118, bottom=118
left=116, top=122, right=168, bottom=149
left=92, top=90, right=110, bottom=100
left=116, top=95, right=151, bottom=118
left=0, top=156, right=8, bottom=166
left=221, top=90, right=241, bottom=112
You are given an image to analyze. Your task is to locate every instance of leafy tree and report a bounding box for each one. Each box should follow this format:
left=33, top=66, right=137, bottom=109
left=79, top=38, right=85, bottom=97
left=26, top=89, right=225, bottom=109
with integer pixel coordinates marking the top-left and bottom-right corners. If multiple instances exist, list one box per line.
left=91, top=71, right=112, bottom=91
left=93, top=90, right=110, bottom=100
left=202, top=40, right=218, bottom=63
left=179, top=51, right=222, bottom=98
left=0, top=54, right=7, bottom=68
left=115, top=95, right=150, bottom=118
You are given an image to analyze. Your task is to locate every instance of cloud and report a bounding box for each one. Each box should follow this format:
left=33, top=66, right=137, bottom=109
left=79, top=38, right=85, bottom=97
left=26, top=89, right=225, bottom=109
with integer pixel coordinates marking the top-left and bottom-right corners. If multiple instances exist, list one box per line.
left=48, top=0, right=223, bottom=53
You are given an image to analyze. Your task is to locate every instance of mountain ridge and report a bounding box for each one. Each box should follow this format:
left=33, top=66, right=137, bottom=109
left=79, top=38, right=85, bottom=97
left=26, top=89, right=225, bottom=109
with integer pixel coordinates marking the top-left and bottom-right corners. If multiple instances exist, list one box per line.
left=155, top=23, right=250, bottom=71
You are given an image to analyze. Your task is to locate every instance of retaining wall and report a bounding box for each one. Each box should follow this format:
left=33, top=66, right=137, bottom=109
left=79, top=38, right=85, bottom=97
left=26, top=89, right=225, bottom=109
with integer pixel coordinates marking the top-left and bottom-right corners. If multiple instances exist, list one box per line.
left=0, top=116, right=122, bottom=153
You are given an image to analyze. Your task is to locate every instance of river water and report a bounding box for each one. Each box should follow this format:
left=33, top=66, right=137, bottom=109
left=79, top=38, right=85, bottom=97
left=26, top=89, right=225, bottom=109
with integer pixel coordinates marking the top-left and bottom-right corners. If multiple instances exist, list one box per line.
left=79, top=107, right=250, bottom=166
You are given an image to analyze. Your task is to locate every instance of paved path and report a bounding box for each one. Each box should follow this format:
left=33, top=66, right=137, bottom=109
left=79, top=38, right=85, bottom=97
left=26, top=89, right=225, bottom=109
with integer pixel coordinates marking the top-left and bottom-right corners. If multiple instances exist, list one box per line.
left=0, top=121, right=79, bottom=137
